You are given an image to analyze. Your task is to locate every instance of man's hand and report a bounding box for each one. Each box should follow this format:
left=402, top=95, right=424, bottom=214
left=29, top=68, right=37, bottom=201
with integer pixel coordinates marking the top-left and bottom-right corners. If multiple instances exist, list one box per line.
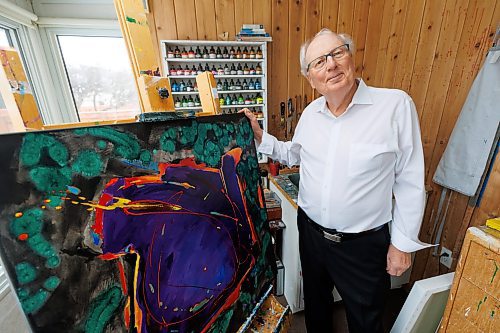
left=240, top=108, right=263, bottom=144
left=386, top=244, right=411, bottom=276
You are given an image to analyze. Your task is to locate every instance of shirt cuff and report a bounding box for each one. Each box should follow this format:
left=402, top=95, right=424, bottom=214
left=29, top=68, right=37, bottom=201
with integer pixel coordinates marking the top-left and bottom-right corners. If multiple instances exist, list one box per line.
left=257, top=131, right=275, bottom=155
left=390, top=223, right=436, bottom=253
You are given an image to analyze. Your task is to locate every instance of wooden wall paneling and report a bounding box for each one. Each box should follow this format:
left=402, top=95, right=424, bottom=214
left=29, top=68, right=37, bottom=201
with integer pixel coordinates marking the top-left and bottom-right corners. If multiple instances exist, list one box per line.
left=392, top=0, right=426, bottom=91
left=372, top=0, right=395, bottom=86
left=352, top=0, right=370, bottom=77
left=287, top=0, right=306, bottom=139
left=379, top=0, right=408, bottom=88
left=321, top=0, right=339, bottom=31
left=337, top=0, right=354, bottom=36
left=303, top=0, right=322, bottom=110
left=419, top=0, right=469, bottom=178
left=351, top=0, right=369, bottom=77
left=195, top=0, right=217, bottom=40
left=215, top=0, right=236, bottom=40
left=252, top=0, right=272, bottom=28
left=152, top=0, right=177, bottom=40
left=235, top=0, right=253, bottom=34
left=407, top=0, right=446, bottom=120
left=173, top=0, right=198, bottom=39
left=270, top=0, right=290, bottom=140
left=470, top=152, right=500, bottom=227
left=411, top=0, right=499, bottom=284
left=360, top=0, right=385, bottom=85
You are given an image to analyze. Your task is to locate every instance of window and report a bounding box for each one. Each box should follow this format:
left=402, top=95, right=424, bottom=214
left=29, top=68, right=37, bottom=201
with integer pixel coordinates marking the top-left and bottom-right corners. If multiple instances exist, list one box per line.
left=0, top=25, right=20, bottom=133
left=57, top=35, right=139, bottom=122
left=39, top=23, right=140, bottom=124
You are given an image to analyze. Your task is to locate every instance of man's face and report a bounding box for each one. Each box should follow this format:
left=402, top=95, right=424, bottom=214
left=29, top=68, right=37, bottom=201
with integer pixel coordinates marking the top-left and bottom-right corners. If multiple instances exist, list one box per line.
left=305, top=33, right=355, bottom=97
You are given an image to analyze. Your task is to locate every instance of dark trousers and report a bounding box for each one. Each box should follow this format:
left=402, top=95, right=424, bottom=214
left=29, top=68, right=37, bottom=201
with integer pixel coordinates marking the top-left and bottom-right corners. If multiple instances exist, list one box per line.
left=297, top=208, right=391, bottom=333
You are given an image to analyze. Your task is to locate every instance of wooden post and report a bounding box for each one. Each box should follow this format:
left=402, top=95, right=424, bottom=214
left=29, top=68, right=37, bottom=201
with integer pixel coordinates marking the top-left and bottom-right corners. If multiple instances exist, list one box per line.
left=0, top=47, right=43, bottom=131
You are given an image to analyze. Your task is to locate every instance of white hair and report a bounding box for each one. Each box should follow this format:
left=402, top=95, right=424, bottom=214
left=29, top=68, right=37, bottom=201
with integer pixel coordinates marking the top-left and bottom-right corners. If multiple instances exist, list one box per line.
left=299, top=28, right=355, bottom=77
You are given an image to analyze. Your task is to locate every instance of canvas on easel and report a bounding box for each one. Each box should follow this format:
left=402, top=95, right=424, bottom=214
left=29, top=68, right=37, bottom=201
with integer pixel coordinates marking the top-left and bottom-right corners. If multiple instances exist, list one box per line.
left=0, top=113, right=274, bottom=333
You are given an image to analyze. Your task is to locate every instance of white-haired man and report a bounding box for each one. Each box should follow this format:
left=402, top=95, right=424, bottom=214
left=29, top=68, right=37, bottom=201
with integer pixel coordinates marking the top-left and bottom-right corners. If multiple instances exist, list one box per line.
left=243, top=28, right=431, bottom=332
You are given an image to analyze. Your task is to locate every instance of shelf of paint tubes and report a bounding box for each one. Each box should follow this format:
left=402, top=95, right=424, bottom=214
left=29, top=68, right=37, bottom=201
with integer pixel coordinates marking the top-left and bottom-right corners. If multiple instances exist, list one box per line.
left=173, top=90, right=264, bottom=95
left=168, top=75, right=264, bottom=79
left=165, top=45, right=264, bottom=60
left=166, top=58, right=264, bottom=63
left=175, top=105, right=264, bottom=110
left=171, top=79, right=263, bottom=93
left=168, top=63, right=263, bottom=76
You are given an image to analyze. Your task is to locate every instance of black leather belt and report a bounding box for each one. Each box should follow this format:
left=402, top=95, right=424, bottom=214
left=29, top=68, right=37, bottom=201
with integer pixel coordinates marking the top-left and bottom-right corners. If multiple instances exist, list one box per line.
left=298, top=207, right=387, bottom=243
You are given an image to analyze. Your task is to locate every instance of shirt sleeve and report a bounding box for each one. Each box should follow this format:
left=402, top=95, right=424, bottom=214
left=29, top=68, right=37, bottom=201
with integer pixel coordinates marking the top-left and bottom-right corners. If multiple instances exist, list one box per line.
left=391, top=95, right=435, bottom=252
left=256, top=130, right=302, bottom=168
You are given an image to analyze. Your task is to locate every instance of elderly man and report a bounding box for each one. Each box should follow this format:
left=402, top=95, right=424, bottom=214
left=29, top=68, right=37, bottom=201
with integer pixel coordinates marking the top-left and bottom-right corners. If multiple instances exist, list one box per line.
left=243, top=28, right=431, bottom=332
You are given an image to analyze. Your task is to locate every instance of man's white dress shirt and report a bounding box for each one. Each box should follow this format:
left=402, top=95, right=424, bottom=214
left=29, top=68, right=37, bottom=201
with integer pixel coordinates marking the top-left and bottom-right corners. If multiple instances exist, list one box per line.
left=259, top=79, right=431, bottom=252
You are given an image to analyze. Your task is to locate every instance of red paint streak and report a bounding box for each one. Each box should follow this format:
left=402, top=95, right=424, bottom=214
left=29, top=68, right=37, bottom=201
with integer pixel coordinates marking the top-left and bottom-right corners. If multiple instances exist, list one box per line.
left=92, top=192, right=113, bottom=236
left=123, top=299, right=130, bottom=329
left=18, top=233, right=28, bottom=241
left=99, top=253, right=120, bottom=260
left=117, top=260, right=128, bottom=295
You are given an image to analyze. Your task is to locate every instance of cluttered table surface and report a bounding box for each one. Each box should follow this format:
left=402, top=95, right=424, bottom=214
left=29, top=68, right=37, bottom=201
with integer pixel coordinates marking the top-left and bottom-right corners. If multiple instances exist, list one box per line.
left=269, top=173, right=299, bottom=210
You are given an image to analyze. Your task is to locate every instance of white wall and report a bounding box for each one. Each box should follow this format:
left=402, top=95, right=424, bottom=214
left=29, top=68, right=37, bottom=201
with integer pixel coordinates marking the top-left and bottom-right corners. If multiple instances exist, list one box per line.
left=4, top=0, right=34, bottom=12
left=32, top=0, right=117, bottom=20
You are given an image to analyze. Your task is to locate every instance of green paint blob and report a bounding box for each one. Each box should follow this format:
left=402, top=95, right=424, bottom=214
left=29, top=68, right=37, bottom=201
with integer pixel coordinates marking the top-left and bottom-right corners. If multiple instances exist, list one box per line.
left=15, top=262, right=37, bottom=285
left=85, top=286, right=123, bottom=333
left=139, top=150, right=152, bottom=164
left=97, top=140, right=107, bottom=149
left=43, top=276, right=61, bottom=291
left=208, top=308, right=234, bottom=333
left=46, top=256, right=61, bottom=268
left=20, top=133, right=68, bottom=167
left=490, top=260, right=498, bottom=284
left=72, top=150, right=103, bottom=178
left=29, top=166, right=72, bottom=192
left=125, top=16, right=136, bottom=23
left=20, top=289, right=49, bottom=314
left=75, top=127, right=140, bottom=160
left=189, top=298, right=209, bottom=313
left=17, top=287, right=29, bottom=299
left=10, top=208, right=44, bottom=237
left=161, top=139, right=176, bottom=153
left=47, top=195, right=62, bottom=207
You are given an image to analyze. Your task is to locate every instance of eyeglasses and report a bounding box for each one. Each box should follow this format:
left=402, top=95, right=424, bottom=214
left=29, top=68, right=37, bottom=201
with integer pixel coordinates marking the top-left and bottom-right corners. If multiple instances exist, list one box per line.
left=306, top=44, right=350, bottom=72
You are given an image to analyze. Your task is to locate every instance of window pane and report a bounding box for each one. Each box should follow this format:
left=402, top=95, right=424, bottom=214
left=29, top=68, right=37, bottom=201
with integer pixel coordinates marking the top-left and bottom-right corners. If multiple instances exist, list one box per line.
left=57, top=35, right=140, bottom=122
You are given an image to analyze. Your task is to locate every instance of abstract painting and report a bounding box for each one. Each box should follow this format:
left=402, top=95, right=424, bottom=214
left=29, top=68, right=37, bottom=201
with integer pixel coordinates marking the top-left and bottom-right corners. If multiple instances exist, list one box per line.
left=0, top=114, right=274, bottom=332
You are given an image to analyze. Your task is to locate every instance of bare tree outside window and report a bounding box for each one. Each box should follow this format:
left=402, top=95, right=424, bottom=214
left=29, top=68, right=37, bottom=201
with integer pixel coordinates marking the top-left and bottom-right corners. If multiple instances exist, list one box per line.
left=57, top=35, right=140, bottom=122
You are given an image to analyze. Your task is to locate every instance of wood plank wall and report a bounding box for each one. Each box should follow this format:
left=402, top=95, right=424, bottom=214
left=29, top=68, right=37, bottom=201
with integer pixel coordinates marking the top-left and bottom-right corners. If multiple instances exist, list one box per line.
left=148, top=0, right=500, bottom=284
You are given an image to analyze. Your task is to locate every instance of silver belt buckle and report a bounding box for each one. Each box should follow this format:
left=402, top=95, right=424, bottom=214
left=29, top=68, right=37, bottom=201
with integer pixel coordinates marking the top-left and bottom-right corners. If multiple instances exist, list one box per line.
left=323, top=231, right=342, bottom=243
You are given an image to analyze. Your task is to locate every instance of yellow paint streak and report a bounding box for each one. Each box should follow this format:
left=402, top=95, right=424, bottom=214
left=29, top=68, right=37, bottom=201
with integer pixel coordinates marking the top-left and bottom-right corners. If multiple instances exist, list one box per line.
left=168, top=181, right=196, bottom=189
left=80, top=197, right=183, bottom=212
left=133, top=253, right=143, bottom=333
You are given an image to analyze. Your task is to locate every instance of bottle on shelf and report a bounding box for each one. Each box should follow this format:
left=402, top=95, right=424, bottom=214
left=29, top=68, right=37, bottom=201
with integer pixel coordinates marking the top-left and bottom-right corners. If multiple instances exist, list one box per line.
left=249, top=66, right=256, bottom=75
left=181, top=96, right=188, bottom=107
left=229, top=79, right=235, bottom=90
left=193, top=82, right=198, bottom=92
left=248, top=79, right=255, bottom=90
left=179, top=80, right=186, bottom=92
left=254, top=80, right=262, bottom=90
left=235, top=79, right=242, bottom=90
left=211, top=65, right=217, bottom=75
left=245, top=95, right=252, bottom=105
left=249, top=47, right=256, bottom=59
left=236, top=64, right=243, bottom=75
left=202, top=46, right=209, bottom=59
left=184, top=65, right=191, bottom=76
left=256, top=93, right=264, bottom=104
left=229, top=47, right=235, bottom=59
left=224, top=64, right=230, bottom=75
left=188, top=47, right=195, bottom=59
left=222, top=80, right=229, bottom=91
left=219, top=96, right=225, bottom=106
left=175, top=97, right=181, bottom=108
left=187, top=96, right=195, bottom=107
left=256, top=65, right=262, bottom=75
left=242, top=79, right=249, bottom=90
left=243, top=64, right=250, bottom=75
left=174, top=46, right=181, bottom=58
left=186, top=81, right=193, bottom=92
left=236, top=47, right=242, bottom=59
left=217, top=66, right=224, bottom=76
left=194, top=96, right=201, bottom=107
left=181, top=48, right=188, bottom=59
left=167, top=48, right=174, bottom=58
left=209, top=46, right=216, bottom=59
left=195, top=47, right=202, bottom=58
left=216, top=48, right=222, bottom=59
left=238, top=94, right=244, bottom=105
left=197, top=64, right=204, bottom=74
left=176, top=66, right=183, bottom=76
left=169, top=67, right=177, bottom=76
left=225, top=95, right=232, bottom=106
left=230, top=64, right=237, bottom=75
left=204, top=63, right=210, bottom=72
left=256, top=48, right=263, bottom=59
left=223, top=47, right=229, bottom=59
left=216, top=81, right=223, bottom=90
left=242, top=47, right=249, bottom=59
left=191, top=65, right=197, bottom=75
left=231, top=95, right=238, bottom=105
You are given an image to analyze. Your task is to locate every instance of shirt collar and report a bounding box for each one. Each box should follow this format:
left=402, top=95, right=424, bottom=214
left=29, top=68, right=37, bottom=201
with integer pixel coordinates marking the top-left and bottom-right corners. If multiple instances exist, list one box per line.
left=317, top=78, right=373, bottom=114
